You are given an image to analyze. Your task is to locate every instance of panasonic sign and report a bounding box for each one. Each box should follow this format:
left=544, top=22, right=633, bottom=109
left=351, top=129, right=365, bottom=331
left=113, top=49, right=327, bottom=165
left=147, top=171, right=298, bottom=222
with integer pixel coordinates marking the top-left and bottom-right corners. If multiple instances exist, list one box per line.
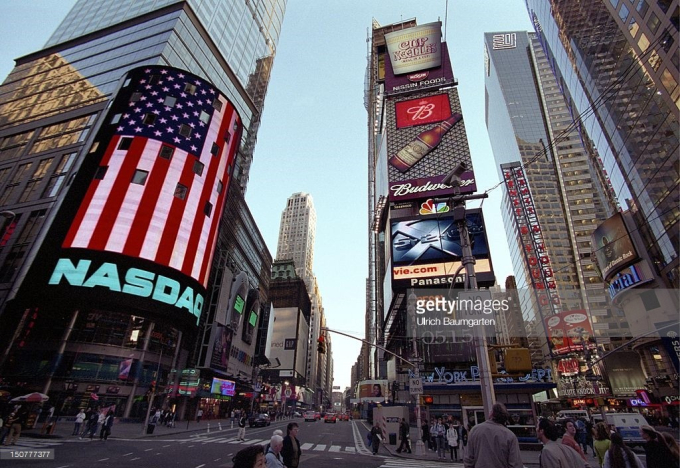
left=48, top=258, right=203, bottom=322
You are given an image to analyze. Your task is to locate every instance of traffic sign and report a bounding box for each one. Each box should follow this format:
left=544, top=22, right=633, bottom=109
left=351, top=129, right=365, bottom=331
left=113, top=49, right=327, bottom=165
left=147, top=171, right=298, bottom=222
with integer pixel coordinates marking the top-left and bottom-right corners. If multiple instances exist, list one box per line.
left=409, top=377, right=423, bottom=395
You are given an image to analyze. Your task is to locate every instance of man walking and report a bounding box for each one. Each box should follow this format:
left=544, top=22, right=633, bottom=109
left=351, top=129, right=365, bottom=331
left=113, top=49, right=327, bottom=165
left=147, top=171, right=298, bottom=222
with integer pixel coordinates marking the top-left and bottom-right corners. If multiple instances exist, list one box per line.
left=282, top=422, right=302, bottom=467
left=537, top=418, right=587, bottom=468
left=562, top=419, right=587, bottom=462
left=463, top=403, right=523, bottom=468
left=237, top=411, right=247, bottom=441
left=396, top=418, right=411, bottom=453
left=369, top=422, right=382, bottom=455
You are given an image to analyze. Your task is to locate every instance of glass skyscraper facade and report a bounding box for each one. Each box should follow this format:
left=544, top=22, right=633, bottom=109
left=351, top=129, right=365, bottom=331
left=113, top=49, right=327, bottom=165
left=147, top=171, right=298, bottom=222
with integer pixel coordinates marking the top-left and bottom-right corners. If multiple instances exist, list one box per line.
left=0, top=0, right=285, bottom=418
left=525, top=0, right=679, bottom=287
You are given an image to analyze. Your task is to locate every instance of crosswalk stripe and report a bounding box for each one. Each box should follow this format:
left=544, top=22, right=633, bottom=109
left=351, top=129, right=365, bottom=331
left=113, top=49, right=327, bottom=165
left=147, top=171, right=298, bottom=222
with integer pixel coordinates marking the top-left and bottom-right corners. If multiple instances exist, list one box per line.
left=328, top=445, right=341, bottom=452
left=344, top=447, right=356, bottom=453
left=313, top=444, right=326, bottom=451
left=217, top=438, right=238, bottom=444
left=242, top=439, right=265, bottom=445
left=300, top=443, right=314, bottom=450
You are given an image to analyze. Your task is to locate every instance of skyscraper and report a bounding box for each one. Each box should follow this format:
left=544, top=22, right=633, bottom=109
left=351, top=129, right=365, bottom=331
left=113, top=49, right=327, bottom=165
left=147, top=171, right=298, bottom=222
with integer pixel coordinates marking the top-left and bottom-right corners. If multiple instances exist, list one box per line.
left=0, top=0, right=285, bottom=418
left=485, top=30, right=623, bottom=400
left=525, top=0, right=679, bottom=287
left=276, top=192, right=316, bottom=285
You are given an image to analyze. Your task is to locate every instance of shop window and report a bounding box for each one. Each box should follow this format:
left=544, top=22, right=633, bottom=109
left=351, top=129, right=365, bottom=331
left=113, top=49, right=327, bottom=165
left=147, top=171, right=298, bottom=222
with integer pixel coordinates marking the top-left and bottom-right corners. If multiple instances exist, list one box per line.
left=118, top=137, right=133, bottom=151
left=131, top=169, right=148, bottom=186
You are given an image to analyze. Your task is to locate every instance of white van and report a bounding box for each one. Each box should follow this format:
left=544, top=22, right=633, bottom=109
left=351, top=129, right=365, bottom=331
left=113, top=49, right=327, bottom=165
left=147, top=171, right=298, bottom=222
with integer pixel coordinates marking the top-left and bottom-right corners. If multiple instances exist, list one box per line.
left=601, top=413, right=649, bottom=447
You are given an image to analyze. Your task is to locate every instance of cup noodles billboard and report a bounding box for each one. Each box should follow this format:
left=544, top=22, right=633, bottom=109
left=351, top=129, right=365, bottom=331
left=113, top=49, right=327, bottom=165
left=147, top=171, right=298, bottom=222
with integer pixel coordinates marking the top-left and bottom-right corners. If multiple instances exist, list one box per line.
left=384, top=22, right=442, bottom=76
left=591, top=213, right=639, bottom=281
left=386, top=88, right=476, bottom=201
left=544, top=310, right=596, bottom=356
left=384, top=41, right=456, bottom=95
left=390, top=208, right=494, bottom=289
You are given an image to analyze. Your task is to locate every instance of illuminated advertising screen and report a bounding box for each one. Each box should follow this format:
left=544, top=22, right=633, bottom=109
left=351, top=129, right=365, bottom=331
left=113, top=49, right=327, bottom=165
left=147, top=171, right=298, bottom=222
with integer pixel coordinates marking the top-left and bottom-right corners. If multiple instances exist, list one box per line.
left=384, top=22, right=442, bottom=75
left=358, top=380, right=388, bottom=402
left=544, top=310, right=596, bottom=356
left=211, top=378, right=236, bottom=396
left=18, top=66, right=242, bottom=329
left=591, top=213, right=639, bottom=281
left=386, top=88, right=476, bottom=201
left=391, top=209, right=494, bottom=289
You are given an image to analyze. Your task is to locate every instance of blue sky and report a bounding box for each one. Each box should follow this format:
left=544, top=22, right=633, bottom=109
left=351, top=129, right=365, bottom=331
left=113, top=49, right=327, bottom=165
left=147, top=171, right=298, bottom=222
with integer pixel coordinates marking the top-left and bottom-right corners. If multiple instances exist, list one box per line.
left=0, top=0, right=534, bottom=391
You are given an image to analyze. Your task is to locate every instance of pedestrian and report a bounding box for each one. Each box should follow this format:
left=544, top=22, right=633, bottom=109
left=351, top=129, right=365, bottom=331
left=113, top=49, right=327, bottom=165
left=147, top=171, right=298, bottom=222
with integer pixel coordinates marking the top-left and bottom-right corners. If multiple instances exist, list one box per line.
left=603, top=432, right=643, bottom=468
left=3, top=407, right=28, bottom=446
left=537, top=418, right=588, bottom=468
left=238, top=412, right=247, bottom=441
left=99, top=410, right=114, bottom=441
left=73, top=409, right=85, bottom=436
left=433, top=416, right=447, bottom=459
left=463, top=403, right=523, bottom=468
left=396, top=418, right=411, bottom=453
left=90, top=409, right=105, bottom=439
left=640, top=425, right=675, bottom=468
left=264, top=429, right=284, bottom=454
left=265, top=434, right=285, bottom=468
left=80, top=407, right=93, bottom=437
left=459, top=423, right=469, bottom=460
left=369, top=422, right=382, bottom=455
left=147, top=410, right=158, bottom=434
left=561, top=419, right=587, bottom=462
left=0, top=412, right=6, bottom=445
left=421, top=418, right=430, bottom=450
left=592, top=422, right=611, bottom=467
left=661, top=432, right=679, bottom=461
left=281, top=422, right=302, bottom=467
left=196, top=408, right=203, bottom=423
left=232, top=444, right=266, bottom=468
left=576, top=417, right=588, bottom=454
left=585, top=419, right=595, bottom=456
left=447, top=420, right=460, bottom=461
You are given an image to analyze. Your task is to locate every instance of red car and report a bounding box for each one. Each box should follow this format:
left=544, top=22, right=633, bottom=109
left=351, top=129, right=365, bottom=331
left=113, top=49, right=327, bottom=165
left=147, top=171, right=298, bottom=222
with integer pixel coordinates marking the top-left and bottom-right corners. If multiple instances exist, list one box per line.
left=324, top=413, right=337, bottom=423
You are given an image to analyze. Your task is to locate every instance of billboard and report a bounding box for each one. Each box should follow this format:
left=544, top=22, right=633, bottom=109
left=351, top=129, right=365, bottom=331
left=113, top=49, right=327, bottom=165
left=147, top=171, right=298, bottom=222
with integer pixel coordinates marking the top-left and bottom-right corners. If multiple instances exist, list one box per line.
left=358, top=380, right=388, bottom=402
left=591, top=213, right=639, bottom=281
left=544, top=310, right=596, bottom=356
left=22, top=66, right=242, bottom=329
left=390, top=208, right=494, bottom=288
left=269, top=307, right=299, bottom=372
left=210, top=378, right=236, bottom=396
left=603, top=352, right=647, bottom=397
left=384, top=22, right=442, bottom=75
left=386, top=88, right=476, bottom=201
left=384, top=41, right=456, bottom=95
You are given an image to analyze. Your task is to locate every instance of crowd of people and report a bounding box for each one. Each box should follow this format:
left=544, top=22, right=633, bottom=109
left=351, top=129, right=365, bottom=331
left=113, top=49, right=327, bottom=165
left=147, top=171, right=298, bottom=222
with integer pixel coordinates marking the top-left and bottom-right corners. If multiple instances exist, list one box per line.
left=231, top=422, right=301, bottom=468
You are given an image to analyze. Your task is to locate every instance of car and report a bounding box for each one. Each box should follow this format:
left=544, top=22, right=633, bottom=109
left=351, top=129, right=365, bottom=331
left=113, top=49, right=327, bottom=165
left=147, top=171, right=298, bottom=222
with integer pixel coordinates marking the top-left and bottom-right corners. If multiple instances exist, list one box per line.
left=303, top=411, right=316, bottom=422
left=341, top=413, right=349, bottom=421
left=314, top=412, right=321, bottom=421
left=324, top=413, right=337, bottom=423
left=248, top=413, right=271, bottom=427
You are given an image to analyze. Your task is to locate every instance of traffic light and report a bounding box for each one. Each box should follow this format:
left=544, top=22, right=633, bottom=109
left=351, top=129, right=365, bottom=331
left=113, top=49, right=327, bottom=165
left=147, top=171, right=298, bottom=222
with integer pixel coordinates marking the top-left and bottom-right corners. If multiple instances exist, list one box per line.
left=317, top=335, right=326, bottom=354
left=419, top=395, right=433, bottom=405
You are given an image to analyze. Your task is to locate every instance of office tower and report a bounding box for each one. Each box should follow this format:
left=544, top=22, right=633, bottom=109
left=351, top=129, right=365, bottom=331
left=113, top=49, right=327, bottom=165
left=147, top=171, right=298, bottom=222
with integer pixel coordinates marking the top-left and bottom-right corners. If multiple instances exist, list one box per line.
left=276, top=192, right=316, bottom=285
left=0, top=0, right=285, bottom=418
left=525, top=0, right=679, bottom=287
left=485, top=30, right=629, bottom=399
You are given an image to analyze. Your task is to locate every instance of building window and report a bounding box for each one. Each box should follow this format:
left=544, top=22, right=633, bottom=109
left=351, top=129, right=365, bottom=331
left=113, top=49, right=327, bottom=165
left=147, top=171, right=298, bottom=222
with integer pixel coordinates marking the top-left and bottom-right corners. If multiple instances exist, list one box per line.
left=619, top=3, right=629, bottom=22
left=212, top=98, right=223, bottom=111
left=159, top=145, right=174, bottom=160
left=149, top=75, right=162, bottom=85
left=174, top=183, right=188, bottom=200
left=204, top=201, right=213, bottom=217
left=636, top=0, right=649, bottom=17
left=184, top=83, right=197, bottom=95
left=193, top=160, right=204, bottom=176
left=164, top=95, right=177, bottom=107
left=199, top=110, right=210, bottom=124
left=0, top=163, right=32, bottom=206
left=211, top=142, right=219, bottom=155
left=130, top=92, right=142, bottom=103
left=216, top=179, right=223, bottom=194
left=42, top=152, right=75, bottom=198
left=19, top=158, right=54, bottom=203
left=111, top=114, right=122, bottom=125
left=131, top=169, right=149, bottom=185
left=94, top=166, right=108, bottom=180
left=143, top=113, right=157, bottom=125
left=118, top=137, right=133, bottom=150
left=179, top=124, right=192, bottom=138
left=647, top=12, right=660, bottom=33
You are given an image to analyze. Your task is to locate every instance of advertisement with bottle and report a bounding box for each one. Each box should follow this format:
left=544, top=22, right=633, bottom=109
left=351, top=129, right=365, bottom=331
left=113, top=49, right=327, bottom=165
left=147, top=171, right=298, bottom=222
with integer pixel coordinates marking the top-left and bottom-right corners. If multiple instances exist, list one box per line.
left=386, top=88, right=476, bottom=201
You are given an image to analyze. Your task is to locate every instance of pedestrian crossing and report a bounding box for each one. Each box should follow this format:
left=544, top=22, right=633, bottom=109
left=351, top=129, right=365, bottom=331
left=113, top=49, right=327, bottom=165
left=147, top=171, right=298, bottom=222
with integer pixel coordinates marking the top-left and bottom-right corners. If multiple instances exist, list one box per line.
left=377, top=458, right=464, bottom=468
left=181, top=434, right=360, bottom=454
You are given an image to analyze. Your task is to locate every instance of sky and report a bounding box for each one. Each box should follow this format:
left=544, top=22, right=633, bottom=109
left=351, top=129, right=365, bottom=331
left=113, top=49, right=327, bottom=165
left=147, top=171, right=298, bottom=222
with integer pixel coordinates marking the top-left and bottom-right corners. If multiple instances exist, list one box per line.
left=0, top=0, right=534, bottom=392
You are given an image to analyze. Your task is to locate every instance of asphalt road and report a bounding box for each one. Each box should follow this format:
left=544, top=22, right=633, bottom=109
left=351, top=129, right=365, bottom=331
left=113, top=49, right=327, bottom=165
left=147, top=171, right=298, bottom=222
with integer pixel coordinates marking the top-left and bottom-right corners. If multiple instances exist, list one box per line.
left=0, top=419, right=398, bottom=468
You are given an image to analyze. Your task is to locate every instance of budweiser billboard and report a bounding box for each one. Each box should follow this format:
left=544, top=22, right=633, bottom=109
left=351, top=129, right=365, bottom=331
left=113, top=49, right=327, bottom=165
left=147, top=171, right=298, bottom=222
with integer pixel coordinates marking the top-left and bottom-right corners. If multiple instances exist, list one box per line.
left=386, top=88, right=476, bottom=201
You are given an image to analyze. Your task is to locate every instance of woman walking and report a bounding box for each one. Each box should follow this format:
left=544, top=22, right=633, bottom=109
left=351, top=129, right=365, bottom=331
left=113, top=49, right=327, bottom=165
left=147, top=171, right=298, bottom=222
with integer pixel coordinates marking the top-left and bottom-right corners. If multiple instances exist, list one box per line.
left=592, top=422, right=610, bottom=467
left=603, top=433, right=642, bottom=468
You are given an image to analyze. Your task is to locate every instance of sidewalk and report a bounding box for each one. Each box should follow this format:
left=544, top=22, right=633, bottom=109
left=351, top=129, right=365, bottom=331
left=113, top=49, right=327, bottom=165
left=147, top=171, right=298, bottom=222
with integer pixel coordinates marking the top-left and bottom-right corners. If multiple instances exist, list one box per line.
left=22, top=416, right=257, bottom=441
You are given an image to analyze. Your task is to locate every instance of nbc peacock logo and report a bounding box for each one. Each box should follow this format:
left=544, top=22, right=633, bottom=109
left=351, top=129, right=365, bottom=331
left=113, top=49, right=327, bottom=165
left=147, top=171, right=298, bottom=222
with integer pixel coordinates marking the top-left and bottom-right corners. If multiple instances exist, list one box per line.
left=419, top=199, right=449, bottom=215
